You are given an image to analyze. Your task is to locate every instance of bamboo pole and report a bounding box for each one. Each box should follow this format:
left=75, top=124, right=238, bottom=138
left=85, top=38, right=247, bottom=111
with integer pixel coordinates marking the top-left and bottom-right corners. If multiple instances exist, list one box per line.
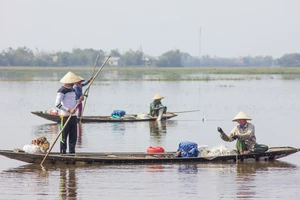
left=80, top=53, right=100, bottom=121
left=172, top=110, right=199, bottom=114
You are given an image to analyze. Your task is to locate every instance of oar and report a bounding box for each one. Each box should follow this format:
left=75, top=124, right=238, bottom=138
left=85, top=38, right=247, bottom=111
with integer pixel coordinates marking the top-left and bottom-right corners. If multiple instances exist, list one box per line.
left=80, top=53, right=100, bottom=122
left=202, top=118, right=225, bottom=122
left=172, top=109, right=199, bottom=114
left=41, top=56, right=111, bottom=167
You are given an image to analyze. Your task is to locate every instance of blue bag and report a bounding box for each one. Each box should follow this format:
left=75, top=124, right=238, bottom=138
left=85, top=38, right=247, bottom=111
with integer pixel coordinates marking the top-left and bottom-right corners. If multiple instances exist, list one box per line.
left=177, top=141, right=199, bottom=158
left=111, top=110, right=126, bottom=117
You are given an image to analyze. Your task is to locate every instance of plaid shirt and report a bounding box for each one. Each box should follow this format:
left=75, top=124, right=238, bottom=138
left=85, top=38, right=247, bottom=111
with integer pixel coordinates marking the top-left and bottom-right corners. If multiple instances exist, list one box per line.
left=220, top=122, right=257, bottom=150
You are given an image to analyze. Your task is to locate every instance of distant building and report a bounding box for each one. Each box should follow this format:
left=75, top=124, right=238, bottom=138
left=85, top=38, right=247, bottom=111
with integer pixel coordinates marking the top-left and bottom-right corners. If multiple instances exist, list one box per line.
left=143, top=57, right=151, bottom=66
left=52, top=55, right=58, bottom=62
left=235, top=59, right=244, bottom=65
left=108, top=57, right=120, bottom=66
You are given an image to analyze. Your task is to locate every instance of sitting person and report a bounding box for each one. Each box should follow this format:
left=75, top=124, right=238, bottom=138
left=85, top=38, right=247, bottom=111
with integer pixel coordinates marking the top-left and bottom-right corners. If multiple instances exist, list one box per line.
left=23, top=136, right=50, bottom=154
left=150, top=93, right=167, bottom=117
left=217, top=111, right=268, bottom=154
left=176, top=141, right=200, bottom=158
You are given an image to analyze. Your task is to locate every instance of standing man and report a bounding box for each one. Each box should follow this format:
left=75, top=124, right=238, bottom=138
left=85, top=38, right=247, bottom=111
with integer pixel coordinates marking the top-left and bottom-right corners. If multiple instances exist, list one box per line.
left=55, top=71, right=84, bottom=154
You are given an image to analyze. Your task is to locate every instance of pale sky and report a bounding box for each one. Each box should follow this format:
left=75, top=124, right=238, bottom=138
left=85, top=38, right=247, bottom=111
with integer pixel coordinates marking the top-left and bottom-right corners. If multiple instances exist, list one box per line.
left=0, top=0, right=299, bottom=58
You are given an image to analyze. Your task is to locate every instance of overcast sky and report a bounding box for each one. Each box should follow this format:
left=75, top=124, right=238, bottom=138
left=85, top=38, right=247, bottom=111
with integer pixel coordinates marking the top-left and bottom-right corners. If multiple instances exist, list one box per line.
left=0, top=0, right=299, bottom=58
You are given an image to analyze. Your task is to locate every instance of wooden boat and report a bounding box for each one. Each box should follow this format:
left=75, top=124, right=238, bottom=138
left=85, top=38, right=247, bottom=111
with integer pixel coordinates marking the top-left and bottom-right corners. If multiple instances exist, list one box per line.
left=0, top=146, right=298, bottom=165
left=31, top=111, right=178, bottom=123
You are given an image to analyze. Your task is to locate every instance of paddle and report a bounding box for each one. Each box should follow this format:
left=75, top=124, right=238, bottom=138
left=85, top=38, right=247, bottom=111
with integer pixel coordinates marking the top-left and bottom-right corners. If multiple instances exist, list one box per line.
left=172, top=109, right=199, bottom=114
left=80, top=53, right=100, bottom=122
left=40, top=56, right=111, bottom=167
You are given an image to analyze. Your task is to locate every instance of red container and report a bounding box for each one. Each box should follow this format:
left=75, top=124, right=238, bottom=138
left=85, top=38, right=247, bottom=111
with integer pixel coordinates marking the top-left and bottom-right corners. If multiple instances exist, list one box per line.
left=147, top=146, right=165, bottom=153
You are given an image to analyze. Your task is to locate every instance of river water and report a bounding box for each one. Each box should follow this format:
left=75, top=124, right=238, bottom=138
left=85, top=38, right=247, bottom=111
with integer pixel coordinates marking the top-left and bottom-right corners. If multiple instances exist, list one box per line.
left=0, top=76, right=299, bottom=199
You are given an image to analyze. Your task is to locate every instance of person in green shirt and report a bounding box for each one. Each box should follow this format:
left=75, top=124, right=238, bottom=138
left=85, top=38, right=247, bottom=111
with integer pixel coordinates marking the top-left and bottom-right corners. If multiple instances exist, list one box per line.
left=150, top=93, right=167, bottom=117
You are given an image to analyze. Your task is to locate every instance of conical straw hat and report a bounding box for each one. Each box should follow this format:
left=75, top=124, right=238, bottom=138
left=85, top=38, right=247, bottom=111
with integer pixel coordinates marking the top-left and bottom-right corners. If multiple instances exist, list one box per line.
left=78, top=76, right=85, bottom=81
left=60, top=71, right=82, bottom=84
left=153, top=93, right=164, bottom=100
left=232, top=111, right=252, bottom=122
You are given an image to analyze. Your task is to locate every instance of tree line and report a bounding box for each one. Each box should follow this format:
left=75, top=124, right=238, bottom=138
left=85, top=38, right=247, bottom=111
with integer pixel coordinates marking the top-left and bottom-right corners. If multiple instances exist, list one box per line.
left=0, top=46, right=300, bottom=67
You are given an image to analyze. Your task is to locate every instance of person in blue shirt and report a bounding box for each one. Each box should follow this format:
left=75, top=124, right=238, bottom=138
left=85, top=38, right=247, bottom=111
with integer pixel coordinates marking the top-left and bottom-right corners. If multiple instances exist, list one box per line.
left=73, top=76, right=92, bottom=118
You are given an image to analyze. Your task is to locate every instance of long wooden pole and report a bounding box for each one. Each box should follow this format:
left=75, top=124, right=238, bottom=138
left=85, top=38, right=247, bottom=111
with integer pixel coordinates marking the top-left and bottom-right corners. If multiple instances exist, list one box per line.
left=80, top=53, right=100, bottom=121
left=172, top=110, right=199, bottom=114
left=40, top=56, right=111, bottom=167
left=80, top=56, right=110, bottom=98
left=91, top=53, right=100, bottom=77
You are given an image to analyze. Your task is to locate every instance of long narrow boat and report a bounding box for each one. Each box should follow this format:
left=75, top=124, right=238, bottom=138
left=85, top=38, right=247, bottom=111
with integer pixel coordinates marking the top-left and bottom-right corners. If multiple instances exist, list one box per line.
left=0, top=146, right=298, bottom=165
left=31, top=111, right=178, bottom=123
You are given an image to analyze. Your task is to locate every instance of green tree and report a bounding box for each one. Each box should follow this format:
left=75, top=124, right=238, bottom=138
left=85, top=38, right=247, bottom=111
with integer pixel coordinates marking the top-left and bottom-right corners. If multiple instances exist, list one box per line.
left=181, top=52, right=201, bottom=67
left=56, top=51, right=72, bottom=66
left=17, top=47, right=34, bottom=66
left=34, top=52, right=55, bottom=66
left=276, top=53, right=300, bottom=67
left=2, top=47, right=34, bottom=66
left=71, top=48, right=89, bottom=66
left=120, top=50, right=143, bottom=66
left=156, top=49, right=182, bottom=67
left=0, top=50, right=8, bottom=66
left=110, top=49, right=121, bottom=57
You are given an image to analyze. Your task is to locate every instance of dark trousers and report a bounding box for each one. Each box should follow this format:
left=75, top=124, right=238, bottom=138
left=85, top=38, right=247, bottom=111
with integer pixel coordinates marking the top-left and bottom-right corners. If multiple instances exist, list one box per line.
left=236, top=140, right=268, bottom=154
left=60, top=116, right=77, bottom=154
left=152, top=106, right=167, bottom=117
left=252, top=144, right=269, bottom=153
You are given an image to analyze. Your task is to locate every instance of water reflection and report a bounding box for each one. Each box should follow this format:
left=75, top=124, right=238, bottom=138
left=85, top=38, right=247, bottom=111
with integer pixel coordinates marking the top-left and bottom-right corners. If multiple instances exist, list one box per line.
left=4, top=164, right=78, bottom=199
left=148, top=121, right=167, bottom=147
left=149, top=120, right=178, bottom=144
left=77, top=122, right=83, bottom=146
left=59, top=167, right=77, bottom=200
left=149, top=121, right=167, bottom=136
left=111, top=123, right=126, bottom=134
left=148, top=163, right=199, bottom=174
left=32, top=123, right=84, bottom=148
left=4, top=164, right=50, bottom=178
left=2, top=160, right=298, bottom=200
left=148, top=120, right=178, bottom=146
left=147, top=164, right=164, bottom=172
left=32, top=123, right=59, bottom=139
left=234, top=161, right=298, bottom=199
left=235, top=162, right=263, bottom=199
left=178, top=164, right=198, bottom=174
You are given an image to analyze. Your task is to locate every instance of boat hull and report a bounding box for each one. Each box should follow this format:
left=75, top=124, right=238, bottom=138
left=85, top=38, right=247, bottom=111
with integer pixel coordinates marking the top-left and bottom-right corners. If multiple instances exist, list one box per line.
left=31, top=111, right=177, bottom=123
left=0, top=146, right=298, bottom=165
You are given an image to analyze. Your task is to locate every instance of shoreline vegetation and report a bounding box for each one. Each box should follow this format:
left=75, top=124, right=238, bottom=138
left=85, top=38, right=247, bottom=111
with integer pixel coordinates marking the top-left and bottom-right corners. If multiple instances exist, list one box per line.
left=1, top=66, right=300, bottom=81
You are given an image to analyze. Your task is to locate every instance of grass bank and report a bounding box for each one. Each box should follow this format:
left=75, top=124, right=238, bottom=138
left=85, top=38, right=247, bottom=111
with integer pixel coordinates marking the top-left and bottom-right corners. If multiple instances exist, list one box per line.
left=1, top=66, right=300, bottom=81
left=1, top=66, right=300, bottom=74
